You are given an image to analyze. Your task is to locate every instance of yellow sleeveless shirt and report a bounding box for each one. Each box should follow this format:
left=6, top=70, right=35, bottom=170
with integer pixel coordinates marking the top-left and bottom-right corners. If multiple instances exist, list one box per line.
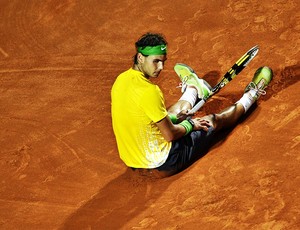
left=111, top=68, right=171, bottom=168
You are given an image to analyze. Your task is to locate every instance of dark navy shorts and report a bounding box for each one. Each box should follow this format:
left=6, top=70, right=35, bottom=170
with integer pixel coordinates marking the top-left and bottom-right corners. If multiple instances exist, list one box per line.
left=156, top=126, right=215, bottom=174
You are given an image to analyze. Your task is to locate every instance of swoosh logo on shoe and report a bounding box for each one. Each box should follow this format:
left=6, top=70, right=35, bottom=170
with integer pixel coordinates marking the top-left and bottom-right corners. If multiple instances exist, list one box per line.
left=161, top=46, right=166, bottom=50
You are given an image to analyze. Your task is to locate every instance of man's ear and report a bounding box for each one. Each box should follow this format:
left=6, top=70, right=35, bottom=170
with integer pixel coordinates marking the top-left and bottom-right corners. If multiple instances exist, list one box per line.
left=137, top=53, right=144, bottom=63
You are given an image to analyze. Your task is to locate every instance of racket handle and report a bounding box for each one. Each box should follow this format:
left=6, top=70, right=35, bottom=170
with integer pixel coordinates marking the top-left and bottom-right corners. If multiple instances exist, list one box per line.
left=189, top=99, right=205, bottom=114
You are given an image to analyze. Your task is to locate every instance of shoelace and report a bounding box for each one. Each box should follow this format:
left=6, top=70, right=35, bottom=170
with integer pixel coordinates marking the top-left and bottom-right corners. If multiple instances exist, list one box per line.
left=176, top=76, right=189, bottom=92
left=248, top=81, right=266, bottom=96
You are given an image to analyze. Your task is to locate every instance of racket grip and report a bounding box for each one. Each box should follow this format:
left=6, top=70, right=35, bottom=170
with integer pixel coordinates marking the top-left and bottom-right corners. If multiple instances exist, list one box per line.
left=189, top=99, right=205, bottom=114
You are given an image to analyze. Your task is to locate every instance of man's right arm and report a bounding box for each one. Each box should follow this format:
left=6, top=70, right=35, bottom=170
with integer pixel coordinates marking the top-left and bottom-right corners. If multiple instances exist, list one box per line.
left=156, top=116, right=187, bottom=142
left=156, top=115, right=212, bottom=142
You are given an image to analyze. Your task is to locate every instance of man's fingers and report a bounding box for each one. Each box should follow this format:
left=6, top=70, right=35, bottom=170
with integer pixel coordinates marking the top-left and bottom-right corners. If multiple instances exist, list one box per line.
left=193, top=118, right=211, bottom=131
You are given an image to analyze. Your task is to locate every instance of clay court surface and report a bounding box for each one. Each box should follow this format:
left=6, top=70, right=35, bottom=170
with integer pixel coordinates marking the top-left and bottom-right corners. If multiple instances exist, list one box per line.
left=0, top=0, right=299, bottom=229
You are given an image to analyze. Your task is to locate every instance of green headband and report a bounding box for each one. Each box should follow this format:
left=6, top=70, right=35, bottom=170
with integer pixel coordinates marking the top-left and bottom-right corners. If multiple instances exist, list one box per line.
left=137, top=44, right=167, bottom=55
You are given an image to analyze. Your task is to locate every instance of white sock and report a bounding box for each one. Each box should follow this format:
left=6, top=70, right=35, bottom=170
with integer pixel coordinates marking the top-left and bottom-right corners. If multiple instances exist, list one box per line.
left=179, top=87, right=198, bottom=107
left=237, top=90, right=257, bottom=113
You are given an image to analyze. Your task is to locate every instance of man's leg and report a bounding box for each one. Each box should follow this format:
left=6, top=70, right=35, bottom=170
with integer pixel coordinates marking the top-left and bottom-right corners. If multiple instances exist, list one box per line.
left=168, top=75, right=212, bottom=115
left=200, top=66, right=273, bottom=131
left=167, top=87, right=197, bottom=114
left=200, top=103, right=245, bottom=132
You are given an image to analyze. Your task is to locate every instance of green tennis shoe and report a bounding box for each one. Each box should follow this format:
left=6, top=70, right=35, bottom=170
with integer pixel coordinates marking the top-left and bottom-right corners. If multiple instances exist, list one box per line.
left=174, top=63, right=212, bottom=99
left=244, top=66, right=273, bottom=100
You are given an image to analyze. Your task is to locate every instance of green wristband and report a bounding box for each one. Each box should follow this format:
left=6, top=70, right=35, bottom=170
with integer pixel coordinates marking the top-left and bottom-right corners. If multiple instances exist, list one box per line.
left=168, top=114, right=178, bottom=124
left=179, top=120, right=193, bottom=135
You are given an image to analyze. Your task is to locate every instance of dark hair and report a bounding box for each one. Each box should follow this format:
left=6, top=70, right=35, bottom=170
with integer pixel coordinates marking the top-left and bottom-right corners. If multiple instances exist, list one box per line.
left=133, top=32, right=168, bottom=64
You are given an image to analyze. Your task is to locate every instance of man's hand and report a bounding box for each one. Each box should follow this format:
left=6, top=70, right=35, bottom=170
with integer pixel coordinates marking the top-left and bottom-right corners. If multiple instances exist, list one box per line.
left=192, top=117, right=214, bottom=131
left=176, top=110, right=194, bottom=123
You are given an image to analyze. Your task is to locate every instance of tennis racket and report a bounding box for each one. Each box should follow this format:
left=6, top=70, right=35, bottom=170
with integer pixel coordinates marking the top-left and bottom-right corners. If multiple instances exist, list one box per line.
left=189, top=45, right=259, bottom=113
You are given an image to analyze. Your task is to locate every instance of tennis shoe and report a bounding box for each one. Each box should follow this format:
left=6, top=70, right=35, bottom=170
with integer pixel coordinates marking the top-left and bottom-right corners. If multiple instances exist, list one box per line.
left=174, top=63, right=212, bottom=99
left=244, top=66, right=273, bottom=100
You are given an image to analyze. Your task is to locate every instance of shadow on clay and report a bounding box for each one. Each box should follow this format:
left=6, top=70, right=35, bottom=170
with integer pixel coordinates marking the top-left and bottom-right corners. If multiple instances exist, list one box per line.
left=60, top=168, right=174, bottom=229
left=262, top=63, right=300, bottom=101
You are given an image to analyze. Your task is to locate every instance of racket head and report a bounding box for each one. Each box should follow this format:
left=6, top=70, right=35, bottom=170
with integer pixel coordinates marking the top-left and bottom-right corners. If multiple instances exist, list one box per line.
left=235, top=45, right=259, bottom=75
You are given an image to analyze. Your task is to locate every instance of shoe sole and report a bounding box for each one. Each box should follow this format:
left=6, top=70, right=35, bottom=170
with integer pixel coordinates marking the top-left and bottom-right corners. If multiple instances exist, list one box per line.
left=174, top=63, right=198, bottom=82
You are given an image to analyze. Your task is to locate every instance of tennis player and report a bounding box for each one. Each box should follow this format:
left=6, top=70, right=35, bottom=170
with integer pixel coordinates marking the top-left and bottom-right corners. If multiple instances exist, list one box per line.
left=111, top=33, right=272, bottom=177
